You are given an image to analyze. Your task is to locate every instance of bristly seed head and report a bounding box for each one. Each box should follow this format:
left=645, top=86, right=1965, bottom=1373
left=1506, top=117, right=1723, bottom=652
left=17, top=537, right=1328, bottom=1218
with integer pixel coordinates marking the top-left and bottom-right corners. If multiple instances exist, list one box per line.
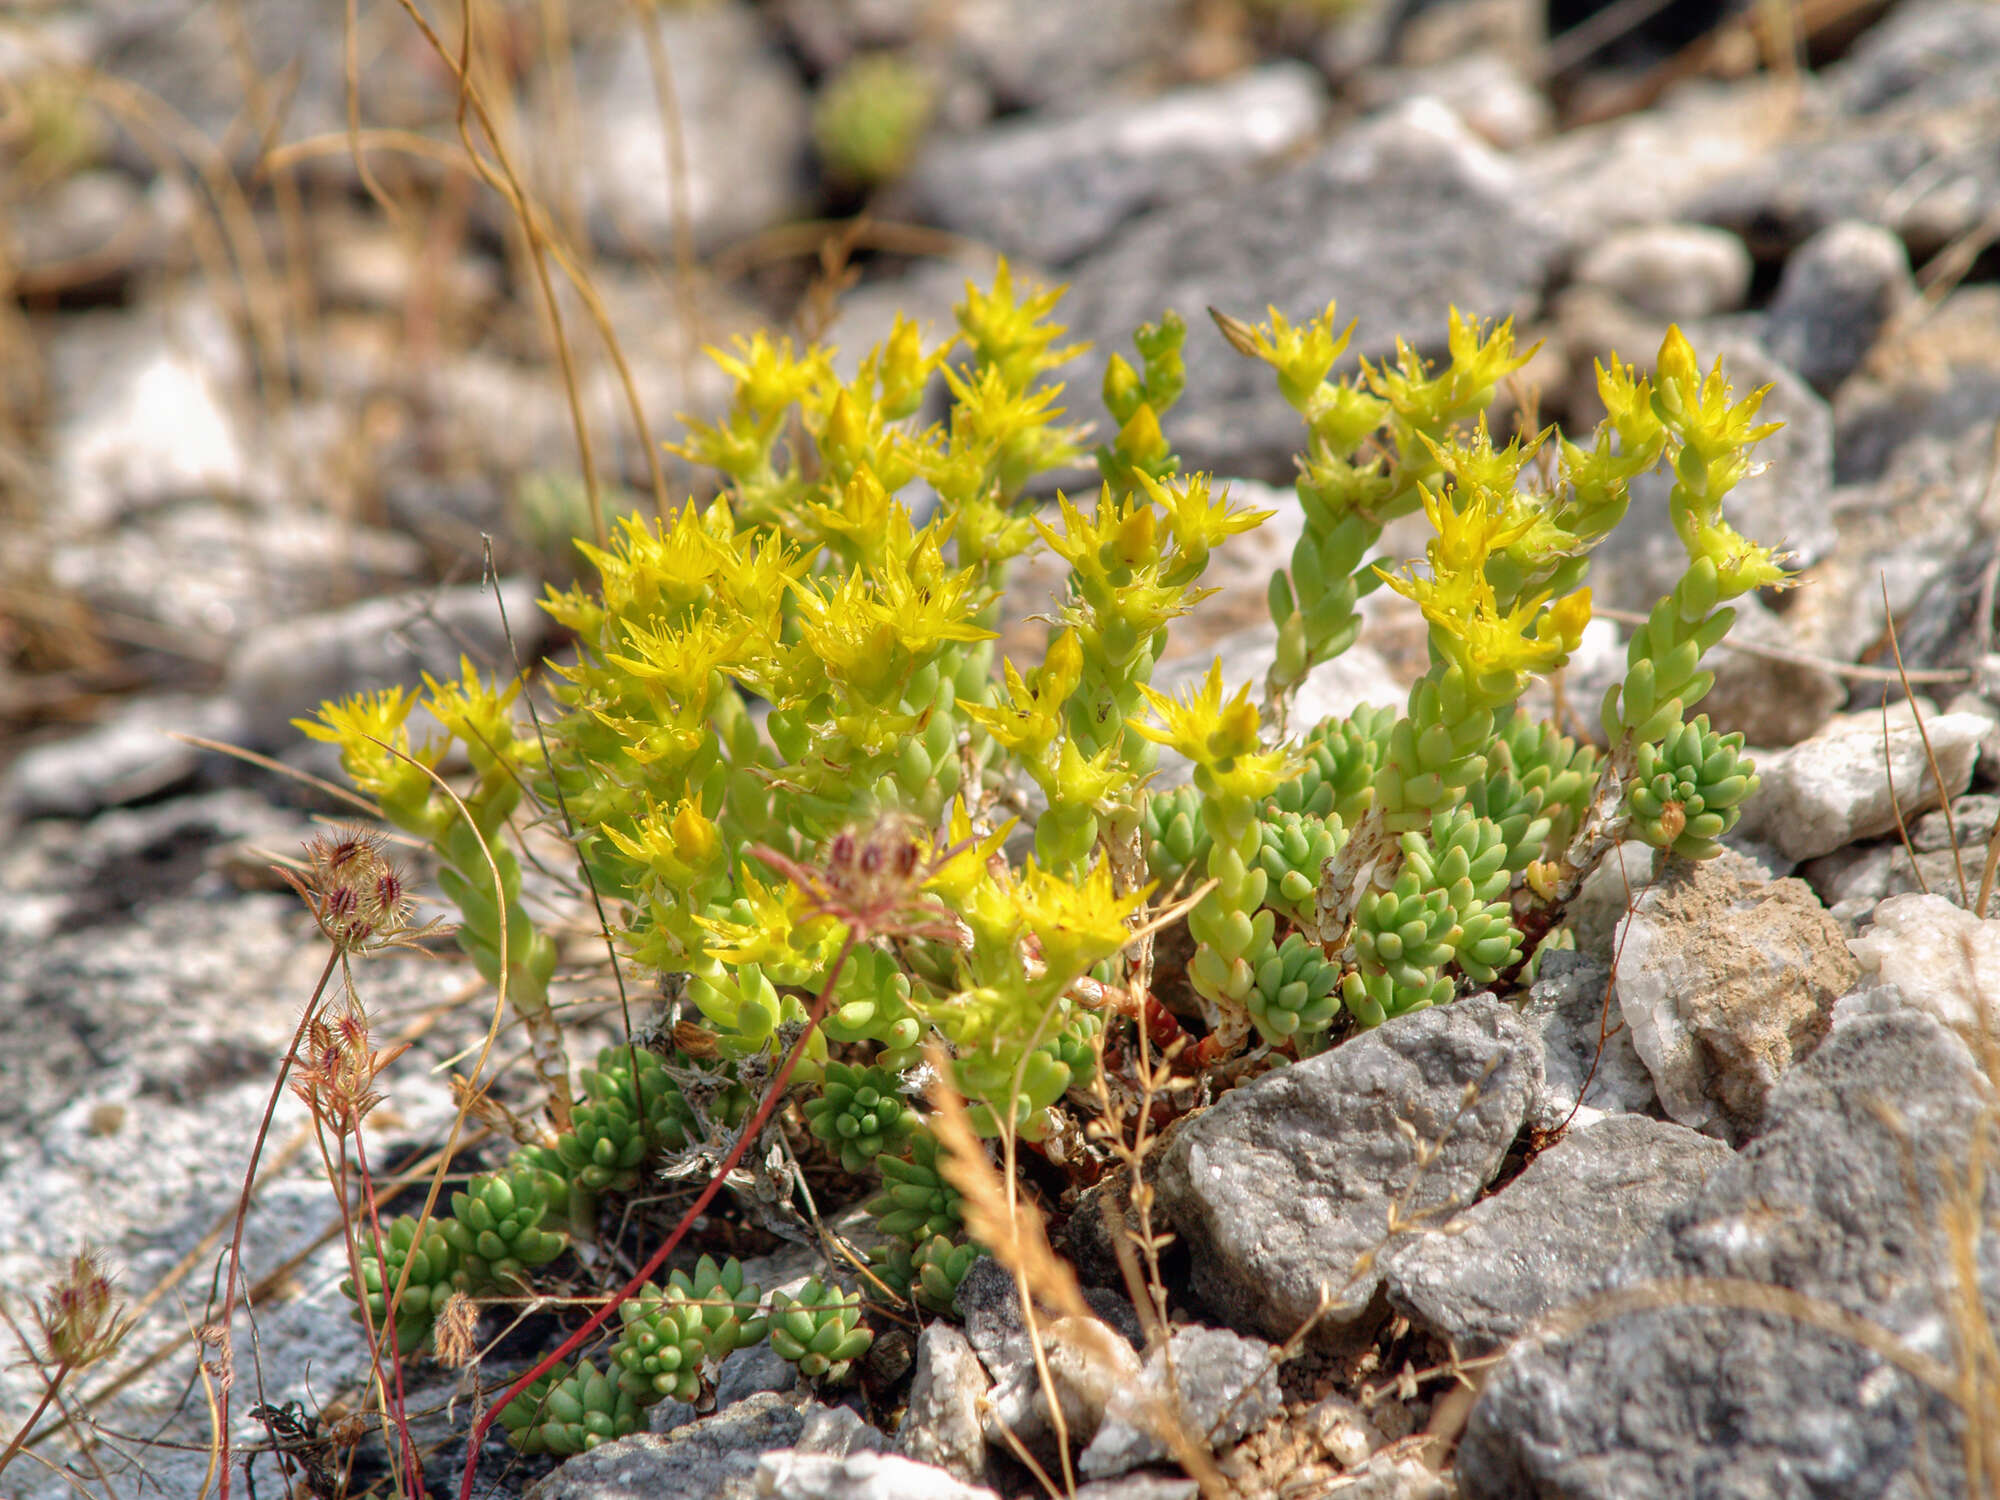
left=37, top=1249, right=130, bottom=1369
left=278, top=825, right=450, bottom=958
left=749, top=811, right=959, bottom=944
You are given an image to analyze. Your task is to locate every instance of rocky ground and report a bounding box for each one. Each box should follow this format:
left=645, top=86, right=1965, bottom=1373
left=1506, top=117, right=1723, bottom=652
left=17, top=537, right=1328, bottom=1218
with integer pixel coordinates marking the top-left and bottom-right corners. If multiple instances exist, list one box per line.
left=3, top=0, right=2000, bottom=1496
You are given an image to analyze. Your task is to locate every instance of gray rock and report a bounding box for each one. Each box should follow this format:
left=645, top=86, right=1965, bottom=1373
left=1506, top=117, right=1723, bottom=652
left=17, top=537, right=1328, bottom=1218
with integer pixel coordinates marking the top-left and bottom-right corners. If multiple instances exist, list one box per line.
left=1832, top=287, right=2000, bottom=484
left=1063, top=97, right=1567, bottom=480
left=981, top=1314, right=1145, bottom=1465
left=716, top=1338, right=803, bottom=1408
left=1520, top=951, right=1660, bottom=1131
left=1516, top=82, right=1784, bottom=244
left=558, top=6, right=810, bottom=257
left=899, top=1322, right=992, bottom=1485
left=1348, top=51, right=1553, bottom=150
left=1155, top=996, right=1543, bottom=1342
left=1692, top=2, right=2000, bottom=256
left=1802, top=841, right=1972, bottom=928
left=91, top=0, right=454, bottom=185
left=1564, top=841, right=1660, bottom=964
left=1571, top=223, right=1753, bottom=323
left=1912, top=795, right=2000, bottom=854
left=941, top=0, right=1188, bottom=111
left=1734, top=705, right=1989, bottom=862
left=797, top=1402, right=890, bottom=1458
left=0, top=792, right=475, bottom=1500
left=1322, top=1452, right=1453, bottom=1498
left=1694, top=590, right=1846, bottom=749
left=223, top=577, right=550, bottom=747
left=46, top=499, right=427, bottom=642
left=754, top=1449, right=1001, bottom=1500
left=907, top=63, right=1325, bottom=267
left=1382, top=1115, right=1732, bottom=1353
left=1614, top=854, right=1857, bottom=1142
left=1459, top=1010, right=1999, bottom=1500
left=1763, top=221, right=1914, bottom=395
left=526, top=1391, right=809, bottom=1500
left=3, top=169, right=171, bottom=294
left=955, top=1254, right=1142, bottom=1382
left=1079, top=1325, right=1283, bottom=1477
left=1, top=693, right=243, bottom=821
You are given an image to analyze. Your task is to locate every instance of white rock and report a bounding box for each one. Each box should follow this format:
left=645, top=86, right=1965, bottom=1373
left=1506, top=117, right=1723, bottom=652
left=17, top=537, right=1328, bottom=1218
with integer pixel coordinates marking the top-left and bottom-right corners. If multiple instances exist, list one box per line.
left=1735, top=707, right=1989, bottom=862
left=1845, top=893, right=2000, bottom=1040
left=1573, top=222, right=1754, bottom=321
left=51, top=301, right=251, bottom=529
left=755, top=1449, right=1001, bottom=1500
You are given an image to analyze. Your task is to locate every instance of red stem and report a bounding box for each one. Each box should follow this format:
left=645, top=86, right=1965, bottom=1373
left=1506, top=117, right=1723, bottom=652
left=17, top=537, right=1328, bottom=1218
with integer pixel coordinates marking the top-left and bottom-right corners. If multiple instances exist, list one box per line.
left=456, top=932, right=857, bottom=1500
left=349, top=1126, right=424, bottom=1493
left=218, top=948, right=341, bottom=1500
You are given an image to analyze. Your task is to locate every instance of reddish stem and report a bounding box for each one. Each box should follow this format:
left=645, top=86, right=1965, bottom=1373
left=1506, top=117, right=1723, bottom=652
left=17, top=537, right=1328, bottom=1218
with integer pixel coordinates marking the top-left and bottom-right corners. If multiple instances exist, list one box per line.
left=456, top=932, right=857, bottom=1500
left=349, top=1127, right=424, bottom=1493
left=218, top=947, right=341, bottom=1500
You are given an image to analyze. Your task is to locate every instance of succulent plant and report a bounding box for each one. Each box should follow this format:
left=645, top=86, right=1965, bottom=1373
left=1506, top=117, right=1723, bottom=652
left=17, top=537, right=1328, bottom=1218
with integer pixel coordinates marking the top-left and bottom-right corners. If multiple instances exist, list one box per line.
left=344, top=1215, right=459, bottom=1352
left=768, top=1278, right=873, bottom=1384
left=866, top=1132, right=967, bottom=1246
left=499, top=1359, right=642, bottom=1455
left=443, top=1162, right=569, bottom=1292
left=801, top=1061, right=917, bottom=1173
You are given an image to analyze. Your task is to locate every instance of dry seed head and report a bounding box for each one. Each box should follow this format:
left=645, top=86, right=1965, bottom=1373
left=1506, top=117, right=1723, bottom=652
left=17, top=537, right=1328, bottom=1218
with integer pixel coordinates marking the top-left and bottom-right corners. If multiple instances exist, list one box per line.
left=433, top=1292, right=481, bottom=1368
left=38, top=1249, right=131, bottom=1369
left=281, top=825, right=449, bottom=956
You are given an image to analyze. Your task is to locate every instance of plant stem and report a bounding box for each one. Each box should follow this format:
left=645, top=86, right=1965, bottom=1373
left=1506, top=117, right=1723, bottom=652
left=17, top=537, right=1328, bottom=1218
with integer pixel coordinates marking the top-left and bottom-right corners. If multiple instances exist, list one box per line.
left=0, top=1363, right=70, bottom=1479
left=456, top=931, right=859, bottom=1500
left=216, top=946, right=341, bottom=1500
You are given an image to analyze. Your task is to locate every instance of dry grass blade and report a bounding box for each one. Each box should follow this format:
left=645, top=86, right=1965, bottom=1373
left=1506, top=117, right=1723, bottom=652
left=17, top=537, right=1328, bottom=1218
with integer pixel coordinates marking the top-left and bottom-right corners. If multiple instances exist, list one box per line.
left=1880, top=575, right=1970, bottom=906
left=925, top=1047, right=1089, bottom=1323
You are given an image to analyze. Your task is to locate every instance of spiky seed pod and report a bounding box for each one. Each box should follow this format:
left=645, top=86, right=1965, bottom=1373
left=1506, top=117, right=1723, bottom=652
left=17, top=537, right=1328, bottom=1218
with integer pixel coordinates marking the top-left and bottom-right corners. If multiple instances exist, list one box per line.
left=611, top=1285, right=713, bottom=1406
left=499, top=1359, right=642, bottom=1455
left=343, top=1214, right=460, bottom=1352
left=1248, top=931, right=1343, bottom=1045
left=1626, top=714, right=1758, bottom=859
left=768, top=1278, right=874, bottom=1384
left=667, top=1254, right=767, bottom=1354
left=1256, top=810, right=1344, bottom=927
left=1343, top=865, right=1458, bottom=1026
left=443, top=1163, right=569, bottom=1291
left=866, top=1132, right=965, bottom=1245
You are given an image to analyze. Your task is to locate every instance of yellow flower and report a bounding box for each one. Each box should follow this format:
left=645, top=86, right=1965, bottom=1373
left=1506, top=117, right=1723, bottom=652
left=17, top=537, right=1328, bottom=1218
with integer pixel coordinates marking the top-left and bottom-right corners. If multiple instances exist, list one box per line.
left=959, top=630, right=1082, bottom=758
left=601, top=796, right=725, bottom=891
left=422, top=656, right=527, bottom=773
left=1210, top=300, right=1352, bottom=411
left=793, top=541, right=993, bottom=706
left=1130, top=660, right=1295, bottom=799
left=603, top=612, right=752, bottom=721
left=294, top=686, right=438, bottom=805
left=1382, top=489, right=1592, bottom=694
left=923, top=799, right=1014, bottom=910
left=698, top=863, right=840, bottom=982
left=1014, top=858, right=1152, bottom=981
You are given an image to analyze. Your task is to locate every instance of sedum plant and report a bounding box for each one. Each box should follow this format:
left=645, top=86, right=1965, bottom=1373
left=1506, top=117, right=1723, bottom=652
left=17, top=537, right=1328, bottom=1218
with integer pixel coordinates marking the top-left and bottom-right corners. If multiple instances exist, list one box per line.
left=302, top=264, right=1786, bottom=1435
